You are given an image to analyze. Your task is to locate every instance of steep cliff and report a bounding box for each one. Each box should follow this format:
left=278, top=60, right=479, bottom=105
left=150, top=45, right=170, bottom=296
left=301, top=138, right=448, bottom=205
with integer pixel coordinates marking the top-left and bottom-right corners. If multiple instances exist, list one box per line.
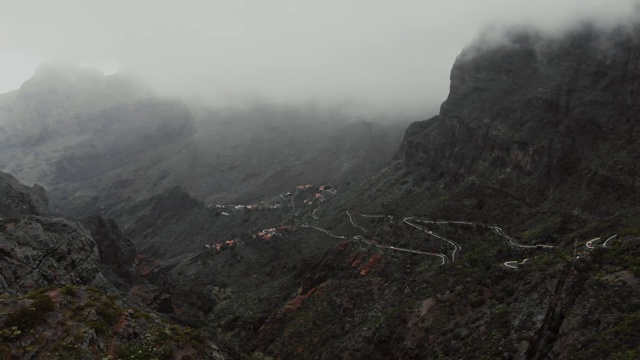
left=399, top=23, right=640, bottom=217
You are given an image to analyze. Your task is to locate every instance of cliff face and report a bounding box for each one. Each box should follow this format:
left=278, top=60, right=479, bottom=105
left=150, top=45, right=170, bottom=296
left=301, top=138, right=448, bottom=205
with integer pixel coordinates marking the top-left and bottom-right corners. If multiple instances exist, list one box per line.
left=399, top=24, right=640, bottom=214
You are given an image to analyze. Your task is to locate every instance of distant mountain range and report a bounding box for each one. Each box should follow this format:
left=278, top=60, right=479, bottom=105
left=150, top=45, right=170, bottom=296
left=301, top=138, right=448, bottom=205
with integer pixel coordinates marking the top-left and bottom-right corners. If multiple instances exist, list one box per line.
left=0, top=63, right=409, bottom=216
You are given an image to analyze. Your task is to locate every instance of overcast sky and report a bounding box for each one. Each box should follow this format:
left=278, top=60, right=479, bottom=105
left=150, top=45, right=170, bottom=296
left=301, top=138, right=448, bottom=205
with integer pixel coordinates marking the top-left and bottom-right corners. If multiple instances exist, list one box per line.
left=0, top=0, right=638, bottom=116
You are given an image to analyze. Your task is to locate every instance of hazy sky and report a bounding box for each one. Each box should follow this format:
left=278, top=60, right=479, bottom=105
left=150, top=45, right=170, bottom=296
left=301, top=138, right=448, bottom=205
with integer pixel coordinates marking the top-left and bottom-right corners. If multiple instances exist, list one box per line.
left=1, top=0, right=638, bottom=115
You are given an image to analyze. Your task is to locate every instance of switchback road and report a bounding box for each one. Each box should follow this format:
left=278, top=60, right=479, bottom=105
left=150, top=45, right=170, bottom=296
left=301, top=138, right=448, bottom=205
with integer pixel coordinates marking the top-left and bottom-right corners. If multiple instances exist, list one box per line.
left=404, top=217, right=462, bottom=262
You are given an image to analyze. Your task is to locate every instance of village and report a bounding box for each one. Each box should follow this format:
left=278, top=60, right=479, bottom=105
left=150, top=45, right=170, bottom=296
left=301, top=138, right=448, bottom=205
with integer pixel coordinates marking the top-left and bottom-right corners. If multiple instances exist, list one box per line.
left=203, top=184, right=336, bottom=253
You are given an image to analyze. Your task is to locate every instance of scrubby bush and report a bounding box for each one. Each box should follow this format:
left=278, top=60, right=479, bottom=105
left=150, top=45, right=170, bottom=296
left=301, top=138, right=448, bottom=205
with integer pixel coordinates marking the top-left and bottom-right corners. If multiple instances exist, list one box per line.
left=5, top=294, right=55, bottom=331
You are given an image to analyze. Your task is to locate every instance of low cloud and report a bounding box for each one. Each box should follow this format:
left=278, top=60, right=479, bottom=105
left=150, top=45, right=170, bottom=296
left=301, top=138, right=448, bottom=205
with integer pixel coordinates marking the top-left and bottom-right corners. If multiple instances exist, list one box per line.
left=1, top=0, right=638, bottom=117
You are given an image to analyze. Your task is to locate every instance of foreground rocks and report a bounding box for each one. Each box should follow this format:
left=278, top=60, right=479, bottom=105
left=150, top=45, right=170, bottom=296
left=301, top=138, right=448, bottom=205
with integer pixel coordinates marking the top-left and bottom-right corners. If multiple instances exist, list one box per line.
left=0, top=171, right=227, bottom=359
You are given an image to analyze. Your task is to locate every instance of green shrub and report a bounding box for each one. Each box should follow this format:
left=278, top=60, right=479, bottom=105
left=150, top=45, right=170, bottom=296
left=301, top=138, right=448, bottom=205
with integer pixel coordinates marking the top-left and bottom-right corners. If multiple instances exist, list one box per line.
left=60, top=285, right=78, bottom=297
left=5, top=294, right=55, bottom=331
left=95, top=301, right=122, bottom=325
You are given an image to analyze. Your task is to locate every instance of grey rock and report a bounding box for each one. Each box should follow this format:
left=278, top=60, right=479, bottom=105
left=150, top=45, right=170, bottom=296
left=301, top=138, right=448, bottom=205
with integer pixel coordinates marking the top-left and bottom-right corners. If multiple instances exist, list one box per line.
left=0, top=216, right=102, bottom=295
left=0, top=172, right=49, bottom=217
left=80, top=215, right=137, bottom=291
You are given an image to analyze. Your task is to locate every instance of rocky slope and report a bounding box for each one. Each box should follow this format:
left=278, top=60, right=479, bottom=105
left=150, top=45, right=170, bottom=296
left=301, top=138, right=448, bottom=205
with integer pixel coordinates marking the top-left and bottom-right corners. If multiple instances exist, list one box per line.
left=0, top=286, right=224, bottom=360
left=0, top=171, right=226, bottom=359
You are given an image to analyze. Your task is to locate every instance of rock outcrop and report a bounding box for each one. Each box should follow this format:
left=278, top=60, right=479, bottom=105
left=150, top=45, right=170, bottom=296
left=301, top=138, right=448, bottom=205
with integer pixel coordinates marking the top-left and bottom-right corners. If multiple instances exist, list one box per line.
left=0, top=215, right=104, bottom=295
left=0, top=171, right=104, bottom=295
left=0, top=172, right=48, bottom=217
left=80, top=215, right=137, bottom=291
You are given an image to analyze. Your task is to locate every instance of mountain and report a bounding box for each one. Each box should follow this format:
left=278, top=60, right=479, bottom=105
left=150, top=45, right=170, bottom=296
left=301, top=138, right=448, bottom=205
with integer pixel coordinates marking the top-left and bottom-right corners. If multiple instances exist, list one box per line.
left=0, top=65, right=409, bottom=216
left=2, top=21, right=640, bottom=360
left=105, top=22, right=640, bottom=359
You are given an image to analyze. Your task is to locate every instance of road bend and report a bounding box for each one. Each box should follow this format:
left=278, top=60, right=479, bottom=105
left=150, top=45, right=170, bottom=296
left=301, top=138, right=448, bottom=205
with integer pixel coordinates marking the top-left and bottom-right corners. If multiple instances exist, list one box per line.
left=404, top=217, right=462, bottom=262
left=586, top=237, right=601, bottom=249
left=504, top=258, right=530, bottom=269
left=490, top=226, right=555, bottom=249
left=346, top=210, right=367, bottom=232
left=602, top=234, right=618, bottom=247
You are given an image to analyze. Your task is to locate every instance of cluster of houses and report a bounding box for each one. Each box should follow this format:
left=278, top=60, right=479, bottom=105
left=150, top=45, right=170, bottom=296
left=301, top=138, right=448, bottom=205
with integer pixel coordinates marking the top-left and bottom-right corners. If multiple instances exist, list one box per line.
left=211, top=203, right=283, bottom=212
left=205, top=239, right=237, bottom=252
left=298, top=184, right=336, bottom=205
left=201, top=184, right=338, bottom=253
left=256, top=225, right=296, bottom=240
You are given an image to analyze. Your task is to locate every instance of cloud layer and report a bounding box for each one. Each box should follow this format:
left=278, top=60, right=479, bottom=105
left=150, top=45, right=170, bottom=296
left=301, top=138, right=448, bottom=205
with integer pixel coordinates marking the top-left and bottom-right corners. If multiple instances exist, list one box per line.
left=1, top=0, right=638, bottom=115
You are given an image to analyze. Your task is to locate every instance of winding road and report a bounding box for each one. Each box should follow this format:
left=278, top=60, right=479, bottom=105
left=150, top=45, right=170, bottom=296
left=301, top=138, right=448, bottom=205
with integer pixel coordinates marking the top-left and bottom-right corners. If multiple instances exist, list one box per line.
left=586, top=237, right=601, bottom=249
left=504, top=258, right=530, bottom=269
left=586, top=234, right=618, bottom=249
left=404, top=217, right=462, bottom=262
left=302, top=224, right=347, bottom=239
left=490, top=226, right=555, bottom=249
left=346, top=210, right=368, bottom=232
left=602, top=234, right=618, bottom=247
left=355, top=235, right=447, bottom=265
left=302, top=206, right=563, bottom=269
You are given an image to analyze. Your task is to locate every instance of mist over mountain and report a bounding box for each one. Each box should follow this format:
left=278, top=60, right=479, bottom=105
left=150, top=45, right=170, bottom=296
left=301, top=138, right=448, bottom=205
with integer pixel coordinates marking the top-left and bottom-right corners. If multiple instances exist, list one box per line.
left=1, top=5, right=640, bottom=360
left=0, top=64, right=409, bottom=216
